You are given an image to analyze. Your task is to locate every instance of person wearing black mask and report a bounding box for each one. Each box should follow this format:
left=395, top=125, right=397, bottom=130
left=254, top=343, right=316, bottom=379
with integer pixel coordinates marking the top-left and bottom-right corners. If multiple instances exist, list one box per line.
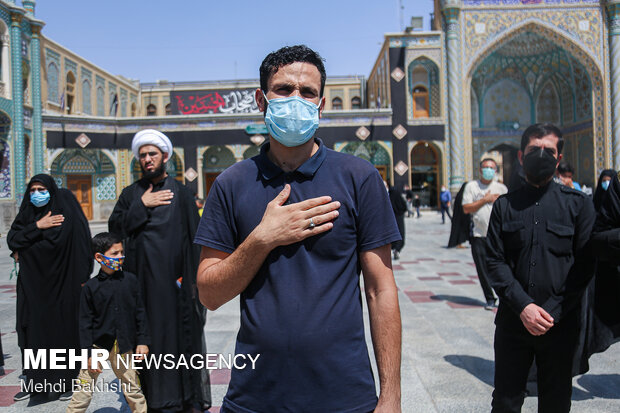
left=486, top=123, right=595, bottom=413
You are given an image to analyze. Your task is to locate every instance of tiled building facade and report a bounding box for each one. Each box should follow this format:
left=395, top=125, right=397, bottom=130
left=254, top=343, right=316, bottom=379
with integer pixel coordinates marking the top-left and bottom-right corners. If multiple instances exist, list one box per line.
left=0, top=0, right=618, bottom=229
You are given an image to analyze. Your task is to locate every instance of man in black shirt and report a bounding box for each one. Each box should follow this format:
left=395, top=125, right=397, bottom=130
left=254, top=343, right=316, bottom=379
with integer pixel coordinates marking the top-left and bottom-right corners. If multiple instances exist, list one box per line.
left=67, top=233, right=150, bottom=413
left=486, top=123, right=595, bottom=413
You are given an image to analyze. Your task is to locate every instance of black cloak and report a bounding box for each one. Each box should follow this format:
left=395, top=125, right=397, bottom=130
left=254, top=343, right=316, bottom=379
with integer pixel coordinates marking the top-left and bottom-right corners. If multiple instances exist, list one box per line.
left=574, top=171, right=620, bottom=373
left=447, top=182, right=470, bottom=248
left=108, top=175, right=210, bottom=410
left=7, top=174, right=92, bottom=390
left=593, top=169, right=616, bottom=212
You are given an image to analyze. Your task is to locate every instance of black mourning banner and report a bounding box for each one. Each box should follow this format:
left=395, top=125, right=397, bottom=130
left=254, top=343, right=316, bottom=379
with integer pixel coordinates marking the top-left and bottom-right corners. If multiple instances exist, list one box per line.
left=170, top=89, right=259, bottom=115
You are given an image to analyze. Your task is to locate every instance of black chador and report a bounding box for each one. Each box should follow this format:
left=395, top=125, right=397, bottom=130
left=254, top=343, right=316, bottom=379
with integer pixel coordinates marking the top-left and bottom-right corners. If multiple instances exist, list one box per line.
left=8, top=174, right=92, bottom=391
left=109, top=175, right=210, bottom=411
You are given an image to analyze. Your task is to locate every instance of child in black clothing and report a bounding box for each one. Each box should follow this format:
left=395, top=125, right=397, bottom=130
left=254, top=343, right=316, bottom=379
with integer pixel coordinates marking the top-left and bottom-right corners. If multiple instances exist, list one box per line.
left=66, top=232, right=149, bottom=413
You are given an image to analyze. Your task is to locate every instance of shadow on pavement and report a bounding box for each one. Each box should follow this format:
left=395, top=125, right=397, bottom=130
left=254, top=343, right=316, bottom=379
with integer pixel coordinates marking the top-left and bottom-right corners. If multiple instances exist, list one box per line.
left=431, top=295, right=486, bottom=307
left=446, top=355, right=620, bottom=402
left=572, top=374, right=620, bottom=400
left=444, top=354, right=494, bottom=387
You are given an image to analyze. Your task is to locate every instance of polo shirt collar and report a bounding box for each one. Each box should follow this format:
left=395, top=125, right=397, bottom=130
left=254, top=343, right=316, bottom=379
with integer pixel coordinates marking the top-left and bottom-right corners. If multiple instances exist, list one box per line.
left=256, top=138, right=327, bottom=181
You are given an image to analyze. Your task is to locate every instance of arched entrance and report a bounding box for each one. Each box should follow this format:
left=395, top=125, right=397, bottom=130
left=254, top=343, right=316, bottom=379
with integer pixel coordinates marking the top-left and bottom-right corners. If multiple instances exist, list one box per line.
left=408, top=57, right=440, bottom=120
left=410, top=142, right=441, bottom=208
left=481, top=144, right=519, bottom=187
left=468, top=23, right=603, bottom=187
left=202, top=146, right=236, bottom=196
left=51, top=149, right=116, bottom=220
left=243, top=145, right=260, bottom=160
left=340, top=141, right=391, bottom=182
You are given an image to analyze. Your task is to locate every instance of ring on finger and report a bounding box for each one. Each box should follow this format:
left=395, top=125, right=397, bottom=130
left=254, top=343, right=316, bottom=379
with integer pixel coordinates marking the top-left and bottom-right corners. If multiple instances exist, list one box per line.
left=308, top=217, right=316, bottom=229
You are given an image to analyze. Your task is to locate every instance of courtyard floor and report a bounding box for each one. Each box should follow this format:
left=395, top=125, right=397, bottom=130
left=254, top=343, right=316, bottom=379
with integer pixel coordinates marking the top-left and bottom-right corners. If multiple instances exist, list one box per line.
left=0, top=214, right=619, bottom=412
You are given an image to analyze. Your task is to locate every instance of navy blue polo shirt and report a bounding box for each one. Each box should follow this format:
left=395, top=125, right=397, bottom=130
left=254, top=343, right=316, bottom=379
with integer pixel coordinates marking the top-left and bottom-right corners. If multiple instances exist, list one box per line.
left=194, top=138, right=401, bottom=413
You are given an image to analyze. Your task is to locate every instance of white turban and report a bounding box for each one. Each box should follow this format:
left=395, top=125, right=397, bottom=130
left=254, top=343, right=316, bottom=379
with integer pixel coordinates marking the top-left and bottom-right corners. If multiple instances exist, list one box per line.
left=131, top=129, right=173, bottom=160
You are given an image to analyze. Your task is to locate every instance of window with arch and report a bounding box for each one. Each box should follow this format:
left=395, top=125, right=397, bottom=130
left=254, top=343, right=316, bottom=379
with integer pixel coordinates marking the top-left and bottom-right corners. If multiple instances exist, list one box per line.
left=146, top=104, right=157, bottom=116
left=66, top=72, right=76, bottom=114
left=332, top=97, right=342, bottom=110
left=351, top=96, right=361, bottom=109
left=165, top=103, right=172, bottom=116
left=96, top=86, right=105, bottom=116
left=47, top=62, right=59, bottom=103
left=82, top=79, right=92, bottom=114
left=412, top=86, right=429, bottom=118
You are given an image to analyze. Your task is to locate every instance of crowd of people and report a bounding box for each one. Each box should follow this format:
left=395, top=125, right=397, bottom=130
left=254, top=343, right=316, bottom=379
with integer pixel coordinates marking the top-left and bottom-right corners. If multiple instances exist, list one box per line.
left=3, top=44, right=620, bottom=413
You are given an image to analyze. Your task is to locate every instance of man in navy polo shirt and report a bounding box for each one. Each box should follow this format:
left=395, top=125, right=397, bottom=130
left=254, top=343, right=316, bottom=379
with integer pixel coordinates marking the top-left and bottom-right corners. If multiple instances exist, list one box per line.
left=195, top=45, right=402, bottom=413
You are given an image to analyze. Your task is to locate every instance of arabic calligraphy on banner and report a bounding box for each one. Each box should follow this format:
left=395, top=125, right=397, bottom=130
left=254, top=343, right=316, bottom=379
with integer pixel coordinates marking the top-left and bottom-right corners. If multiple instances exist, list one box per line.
left=170, top=89, right=259, bottom=115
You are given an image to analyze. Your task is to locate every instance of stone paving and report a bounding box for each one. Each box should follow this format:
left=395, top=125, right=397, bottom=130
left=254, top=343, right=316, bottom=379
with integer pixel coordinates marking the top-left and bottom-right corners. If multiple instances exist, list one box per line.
left=0, top=216, right=619, bottom=412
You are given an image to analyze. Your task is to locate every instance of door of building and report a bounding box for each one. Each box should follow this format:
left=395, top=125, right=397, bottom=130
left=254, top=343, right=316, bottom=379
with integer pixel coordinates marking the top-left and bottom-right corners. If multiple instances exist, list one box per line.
left=375, top=165, right=388, bottom=182
left=204, top=173, right=219, bottom=198
left=67, top=175, right=93, bottom=220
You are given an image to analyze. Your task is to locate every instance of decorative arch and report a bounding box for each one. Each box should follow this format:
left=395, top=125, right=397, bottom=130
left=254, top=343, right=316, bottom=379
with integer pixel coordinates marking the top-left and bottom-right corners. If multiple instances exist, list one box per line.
left=243, top=145, right=260, bottom=159
left=146, top=103, right=157, bottom=116
left=465, top=21, right=604, bottom=183
left=340, top=141, right=391, bottom=182
left=82, top=78, right=92, bottom=114
left=407, top=57, right=440, bottom=118
left=202, top=146, right=236, bottom=172
left=65, top=71, right=76, bottom=114
left=409, top=141, right=442, bottom=208
left=47, top=61, right=59, bottom=103
left=536, top=80, right=560, bottom=124
left=482, top=78, right=531, bottom=128
left=50, top=149, right=115, bottom=175
left=96, top=86, right=105, bottom=116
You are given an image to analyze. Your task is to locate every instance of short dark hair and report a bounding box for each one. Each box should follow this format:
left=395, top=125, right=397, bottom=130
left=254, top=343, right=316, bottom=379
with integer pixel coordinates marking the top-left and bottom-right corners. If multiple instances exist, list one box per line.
left=480, top=158, right=497, bottom=170
left=259, top=45, right=326, bottom=96
left=520, top=123, right=564, bottom=154
left=92, top=232, right=122, bottom=255
left=557, top=160, right=574, bottom=175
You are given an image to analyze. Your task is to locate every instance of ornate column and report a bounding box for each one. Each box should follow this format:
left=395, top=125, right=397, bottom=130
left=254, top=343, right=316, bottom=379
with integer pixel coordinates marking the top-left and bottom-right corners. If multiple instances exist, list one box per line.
left=10, top=10, right=25, bottom=196
left=441, top=0, right=464, bottom=191
left=607, top=0, right=620, bottom=170
left=30, top=23, right=44, bottom=174
left=1, top=34, right=10, bottom=98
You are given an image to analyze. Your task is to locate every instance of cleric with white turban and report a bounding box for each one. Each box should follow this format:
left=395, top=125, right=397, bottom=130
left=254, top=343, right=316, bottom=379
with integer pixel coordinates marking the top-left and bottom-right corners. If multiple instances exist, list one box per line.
left=110, top=127, right=211, bottom=410
left=131, top=129, right=173, bottom=160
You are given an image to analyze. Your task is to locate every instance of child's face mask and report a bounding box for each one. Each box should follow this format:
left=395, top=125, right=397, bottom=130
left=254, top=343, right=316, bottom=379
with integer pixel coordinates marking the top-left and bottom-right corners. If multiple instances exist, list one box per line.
left=98, top=254, right=125, bottom=271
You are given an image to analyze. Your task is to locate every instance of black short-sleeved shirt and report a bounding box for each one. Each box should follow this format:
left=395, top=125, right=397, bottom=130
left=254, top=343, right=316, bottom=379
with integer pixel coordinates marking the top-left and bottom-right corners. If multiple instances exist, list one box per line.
left=194, top=138, right=401, bottom=413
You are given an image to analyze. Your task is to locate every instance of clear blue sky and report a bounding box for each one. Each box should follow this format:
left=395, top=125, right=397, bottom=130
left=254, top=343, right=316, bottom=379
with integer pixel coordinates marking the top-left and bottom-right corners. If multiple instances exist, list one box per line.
left=36, top=0, right=435, bottom=83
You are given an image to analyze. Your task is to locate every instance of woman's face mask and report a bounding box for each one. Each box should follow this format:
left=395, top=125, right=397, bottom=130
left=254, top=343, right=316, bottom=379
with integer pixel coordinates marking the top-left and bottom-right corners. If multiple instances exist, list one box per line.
left=30, top=190, right=50, bottom=207
left=602, top=180, right=610, bottom=191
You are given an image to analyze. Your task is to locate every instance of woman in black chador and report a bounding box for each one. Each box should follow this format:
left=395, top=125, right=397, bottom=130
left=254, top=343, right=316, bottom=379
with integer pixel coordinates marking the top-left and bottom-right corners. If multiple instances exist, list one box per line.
left=8, top=174, right=92, bottom=399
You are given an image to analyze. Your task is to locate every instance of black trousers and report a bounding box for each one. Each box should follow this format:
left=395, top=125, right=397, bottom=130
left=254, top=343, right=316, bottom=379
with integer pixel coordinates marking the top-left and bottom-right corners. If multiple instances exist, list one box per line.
left=470, top=236, right=496, bottom=302
left=492, top=314, right=579, bottom=413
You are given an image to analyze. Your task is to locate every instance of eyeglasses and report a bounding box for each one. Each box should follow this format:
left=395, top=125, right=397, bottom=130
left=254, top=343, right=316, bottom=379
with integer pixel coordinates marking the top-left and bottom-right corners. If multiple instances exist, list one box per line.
left=138, top=151, right=160, bottom=160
